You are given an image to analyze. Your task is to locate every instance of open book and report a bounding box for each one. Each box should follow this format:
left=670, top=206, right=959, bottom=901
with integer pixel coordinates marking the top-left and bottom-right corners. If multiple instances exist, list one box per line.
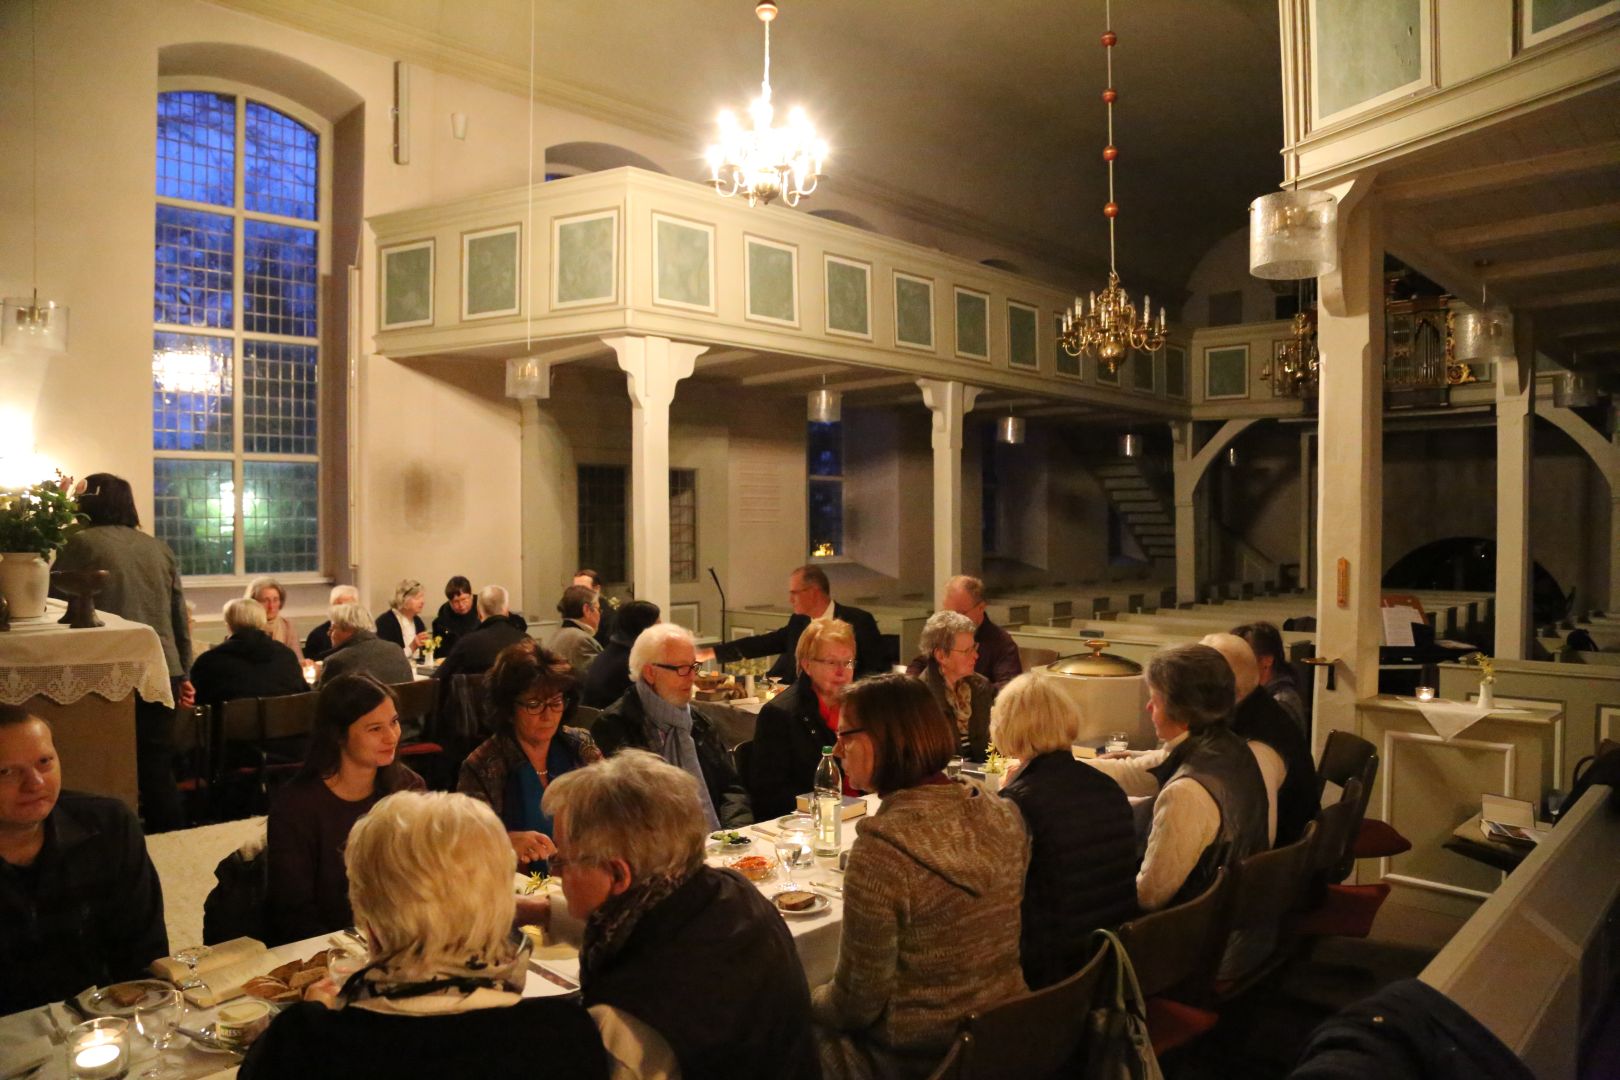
left=1479, top=794, right=1546, bottom=848
left=149, top=937, right=275, bottom=1007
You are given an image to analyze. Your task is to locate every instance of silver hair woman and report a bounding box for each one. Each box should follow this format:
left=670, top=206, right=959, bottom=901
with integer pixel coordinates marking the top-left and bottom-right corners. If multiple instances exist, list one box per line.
left=539, top=749, right=817, bottom=1079
left=376, top=578, right=429, bottom=655
left=240, top=790, right=610, bottom=1079
left=246, top=575, right=303, bottom=661
left=223, top=596, right=268, bottom=634
left=916, top=610, right=992, bottom=760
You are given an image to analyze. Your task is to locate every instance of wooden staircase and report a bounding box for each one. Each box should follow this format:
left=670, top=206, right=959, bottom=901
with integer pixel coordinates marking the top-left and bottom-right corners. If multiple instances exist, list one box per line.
left=1093, top=458, right=1176, bottom=566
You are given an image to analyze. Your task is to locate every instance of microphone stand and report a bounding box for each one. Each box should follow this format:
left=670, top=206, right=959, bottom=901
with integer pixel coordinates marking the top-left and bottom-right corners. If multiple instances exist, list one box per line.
left=709, top=567, right=728, bottom=660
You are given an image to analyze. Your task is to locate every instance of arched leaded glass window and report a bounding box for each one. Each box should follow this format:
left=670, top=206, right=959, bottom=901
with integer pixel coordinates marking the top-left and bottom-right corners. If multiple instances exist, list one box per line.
left=152, top=87, right=325, bottom=578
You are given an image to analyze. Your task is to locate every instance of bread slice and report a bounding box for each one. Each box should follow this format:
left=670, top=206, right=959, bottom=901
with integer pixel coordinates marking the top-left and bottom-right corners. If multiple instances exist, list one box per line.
left=774, top=890, right=818, bottom=912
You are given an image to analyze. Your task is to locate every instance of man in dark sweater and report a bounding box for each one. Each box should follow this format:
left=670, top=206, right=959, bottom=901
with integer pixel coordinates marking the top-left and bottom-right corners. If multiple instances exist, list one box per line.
left=0, top=706, right=168, bottom=1013
left=699, top=564, right=886, bottom=683
left=1203, top=632, right=1318, bottom=845
left=190, top=598, right=308, bottom=711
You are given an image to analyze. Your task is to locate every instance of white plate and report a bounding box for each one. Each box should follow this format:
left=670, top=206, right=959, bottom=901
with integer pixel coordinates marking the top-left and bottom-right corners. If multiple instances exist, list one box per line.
left=772, top=891, right=832, bottom=918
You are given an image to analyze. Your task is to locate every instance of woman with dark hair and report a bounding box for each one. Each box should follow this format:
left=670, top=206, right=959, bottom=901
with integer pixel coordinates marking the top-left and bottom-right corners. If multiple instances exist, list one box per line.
left=1085, top=643, right=1269, bottom=912
left=457, top=640, right=601, bottom=872
left=813, top=674, right=1028, bottom=1080
left=53, top=472, right=192, bottom=832
left=579, top=599, right=660, bottom=708
left=266, top=674, right=426, bottom=943
left=432, top=575, right=478, bottom=656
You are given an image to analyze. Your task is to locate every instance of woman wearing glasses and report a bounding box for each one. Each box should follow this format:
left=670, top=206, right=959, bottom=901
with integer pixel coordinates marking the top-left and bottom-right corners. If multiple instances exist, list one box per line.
left=916, top=610, right=993, bottom=761
left=457, top=640, right=602, bottom=872
left=747, top=619, right=857, bottom=818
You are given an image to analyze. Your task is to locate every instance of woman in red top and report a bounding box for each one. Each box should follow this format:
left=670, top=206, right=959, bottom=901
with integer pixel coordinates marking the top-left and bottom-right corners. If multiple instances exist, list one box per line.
left=744, top=619, right=856, bottom=818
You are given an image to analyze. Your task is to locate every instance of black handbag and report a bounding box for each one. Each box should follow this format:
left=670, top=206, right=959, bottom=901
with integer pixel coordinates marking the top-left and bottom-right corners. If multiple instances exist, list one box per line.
left=1085, top=929, right=1165, bottom=1080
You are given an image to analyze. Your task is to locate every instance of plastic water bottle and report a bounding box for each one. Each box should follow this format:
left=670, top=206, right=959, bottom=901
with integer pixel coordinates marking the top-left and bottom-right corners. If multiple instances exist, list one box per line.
left=813, top=746, right=843, bottom=857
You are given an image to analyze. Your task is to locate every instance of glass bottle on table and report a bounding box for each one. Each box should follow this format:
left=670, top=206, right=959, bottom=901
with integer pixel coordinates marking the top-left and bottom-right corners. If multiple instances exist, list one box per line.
left=813, top=746, right=843, bottom=857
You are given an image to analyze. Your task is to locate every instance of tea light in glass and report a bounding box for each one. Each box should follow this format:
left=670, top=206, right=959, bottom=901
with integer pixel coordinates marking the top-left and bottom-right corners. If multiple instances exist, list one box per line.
left=301, top=659, right=318, bottom=686
left=1105, top=731, right=1131, bottom=753
left=1415, top=686, right=1435, bottom=702
left=69, top=1017, right=130, bottom=1079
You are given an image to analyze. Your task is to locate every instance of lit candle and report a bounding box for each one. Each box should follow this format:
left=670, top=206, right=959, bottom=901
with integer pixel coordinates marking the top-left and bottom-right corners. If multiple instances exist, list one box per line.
left=1158, top=308, right=1166, bottom=331
left=1415, top=686, right=1435, bottom=702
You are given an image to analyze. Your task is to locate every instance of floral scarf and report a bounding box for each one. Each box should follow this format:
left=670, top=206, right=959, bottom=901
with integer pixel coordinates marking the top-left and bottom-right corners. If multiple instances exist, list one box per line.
left=340, top=930, right=531, bottom=1008
left=578, top=868, right=691, bottom=985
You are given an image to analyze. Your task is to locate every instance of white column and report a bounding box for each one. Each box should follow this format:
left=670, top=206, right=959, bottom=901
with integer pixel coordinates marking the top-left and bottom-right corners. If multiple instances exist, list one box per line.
left=1298, top=430, right=1314, bottom=591
left=1312, top=187, right=1383, bottom=755
left=917, top=378, right=982, bottom=601
left=603, top=335, right=707, bottom=614
left=1171, top=421, right=1197, bottom=605
left=1494, top=349, right=1533, bottom=659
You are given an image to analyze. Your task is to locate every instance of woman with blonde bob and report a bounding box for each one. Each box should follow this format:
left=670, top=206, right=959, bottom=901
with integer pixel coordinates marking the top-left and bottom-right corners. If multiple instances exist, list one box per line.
left=992, top=674, right=1139, bottom=989
left=240, top=791, right=609, bottom=1079
left=747, top=617, right=858, bottom=817
left=542, top=749, right=816, bottom=1080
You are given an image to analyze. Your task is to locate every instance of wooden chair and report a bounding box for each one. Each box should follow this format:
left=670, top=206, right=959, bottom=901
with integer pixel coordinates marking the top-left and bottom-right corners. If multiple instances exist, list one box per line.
left=571, top=703, right=602, bottom=732
left=732, top=738, right=754, bottom=789
left=1116, top=868, right=1233, bottom=1056
left=1317, top=730, right=1410, bottom=874
left=1291, top=780, right=1390, bottom=941
left=1213, top=820, right=1319, bottom=1000
left=955, top=940, right=1110, bottom=1078
left=388, top=679, right=449, bottom=786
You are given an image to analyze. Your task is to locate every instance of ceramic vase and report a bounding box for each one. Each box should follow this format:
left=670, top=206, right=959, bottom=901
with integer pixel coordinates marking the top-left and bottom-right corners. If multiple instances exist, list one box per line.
left=0, top=552, right=50, bottom=619
left=1478, top=681, right=1495, bottom=710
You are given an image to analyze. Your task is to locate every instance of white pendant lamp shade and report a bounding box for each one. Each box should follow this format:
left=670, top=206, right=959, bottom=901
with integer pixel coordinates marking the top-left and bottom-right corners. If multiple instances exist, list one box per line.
left=997, top=416, right=1025, bottom=445
left=504, top=357, right=546, bottom=400
left=2, top=296, right=68, bottom=353
left=1248, top=190, right=1338, bottom=280
left=1451, top=303, right=1514, bottom=364
left=808, top=387, right=841, bottom=423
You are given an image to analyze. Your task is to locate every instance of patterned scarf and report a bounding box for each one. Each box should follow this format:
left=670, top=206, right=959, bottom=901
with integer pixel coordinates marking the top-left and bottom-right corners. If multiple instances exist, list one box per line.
left=578, top=869, right=690, bottom=985
left=635, top=681, right=721, bottom=830
left=340, top=930, right=531, bottom=1006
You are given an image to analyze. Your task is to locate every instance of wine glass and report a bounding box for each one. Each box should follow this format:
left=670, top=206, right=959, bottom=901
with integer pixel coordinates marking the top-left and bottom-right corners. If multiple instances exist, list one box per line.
left=133, top=989, right=185, bottom=1078
left=328, top=941, right=369, bottom=990
left=774, top=835, right=805, bottom=888
left=172, top=944, right=210, bottom=991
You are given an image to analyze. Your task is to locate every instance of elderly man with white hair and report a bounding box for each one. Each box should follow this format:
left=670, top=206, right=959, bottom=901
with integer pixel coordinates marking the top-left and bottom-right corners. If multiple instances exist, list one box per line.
left=592, top=623, right=752, bottom=829
left=434, top=585, right=530, bottom=682
left=319, top=602, right=413, bottom=687
left=1200, top=632, right=1318, bottom=846
left=303, top=584, right=361, bottom=659
left=189, top=598, right=308, bottom=712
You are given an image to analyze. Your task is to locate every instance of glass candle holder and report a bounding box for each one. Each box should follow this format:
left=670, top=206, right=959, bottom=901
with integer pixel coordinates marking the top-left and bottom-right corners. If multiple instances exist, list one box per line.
left=1106, top=731, right=1131, bottom=753
left=1415, top=686, right=1436, bottom=702
left=69, top=1017, right=130, bottom=1079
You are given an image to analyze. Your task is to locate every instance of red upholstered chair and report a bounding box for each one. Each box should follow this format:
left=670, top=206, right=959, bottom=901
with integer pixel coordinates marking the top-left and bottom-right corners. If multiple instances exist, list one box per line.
left=1116, top=869, right=1233, bottom=1056
left=1291, top=778, right=1392, bottom=941
left=1317, top=730, right=1411, bottom=873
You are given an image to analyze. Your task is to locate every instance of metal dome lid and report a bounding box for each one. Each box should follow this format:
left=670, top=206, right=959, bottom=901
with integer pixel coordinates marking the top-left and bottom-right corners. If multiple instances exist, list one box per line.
left=1046, top=639, right=1143, bottom=678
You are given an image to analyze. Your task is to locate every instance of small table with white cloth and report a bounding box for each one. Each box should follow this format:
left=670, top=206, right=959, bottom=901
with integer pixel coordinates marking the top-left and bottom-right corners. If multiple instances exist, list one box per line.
left=0, top=599, right=173, bottom=810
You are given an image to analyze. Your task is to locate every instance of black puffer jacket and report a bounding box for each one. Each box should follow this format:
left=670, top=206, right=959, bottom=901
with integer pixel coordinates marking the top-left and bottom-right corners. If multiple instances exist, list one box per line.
left=189, top=629, right=306, bottom=711
left=1000, top=750, right=1140, bottom=989
left=593, top=686, right=754, bottom=827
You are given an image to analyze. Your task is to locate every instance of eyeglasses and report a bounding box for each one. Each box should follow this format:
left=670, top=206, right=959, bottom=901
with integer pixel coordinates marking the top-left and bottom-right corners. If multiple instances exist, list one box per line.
left=809, top=657, right=856, bottom=671
left=516, top=695, right=567, bottom=714
left=948, top=643, right=979, bottom=655
left=834, top=727, right=866, bottom=742
left=651, top=662, right=699, bottom=677
left=548, top=852, right=599, bottom=873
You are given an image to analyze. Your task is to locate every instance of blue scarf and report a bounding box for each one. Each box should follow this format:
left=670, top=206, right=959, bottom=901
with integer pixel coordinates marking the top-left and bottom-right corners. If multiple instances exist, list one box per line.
left=635, top=681, right=721, bottom=830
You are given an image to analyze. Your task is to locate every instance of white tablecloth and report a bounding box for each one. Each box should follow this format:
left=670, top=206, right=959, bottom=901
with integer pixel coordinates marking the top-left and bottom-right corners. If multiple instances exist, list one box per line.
left=0, top=599, right=173, bottom=708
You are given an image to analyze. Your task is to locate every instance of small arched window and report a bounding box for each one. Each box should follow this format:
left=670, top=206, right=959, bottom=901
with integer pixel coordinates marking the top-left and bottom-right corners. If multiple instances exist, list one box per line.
left=151, top=86, right=326, bottom=578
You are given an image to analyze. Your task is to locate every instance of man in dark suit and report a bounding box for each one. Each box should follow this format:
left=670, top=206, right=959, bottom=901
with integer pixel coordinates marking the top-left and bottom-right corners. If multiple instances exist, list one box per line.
left=574, top=569, right=617, bottom=649
left=699, top=565, right=886, bottom=683
left=433, top=585, right=530, bottom=681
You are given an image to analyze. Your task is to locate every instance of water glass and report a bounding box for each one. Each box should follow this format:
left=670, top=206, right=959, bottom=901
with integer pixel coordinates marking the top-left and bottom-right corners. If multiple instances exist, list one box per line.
left=133, top=989, right=184, bottom=1078
left=328, top=941, right=369, bottom=988
left=774, top=836, right=805, bottom=887
left=172, top=944, right=211, bottom=991
left=1105, top=731, right=1131, bottom=753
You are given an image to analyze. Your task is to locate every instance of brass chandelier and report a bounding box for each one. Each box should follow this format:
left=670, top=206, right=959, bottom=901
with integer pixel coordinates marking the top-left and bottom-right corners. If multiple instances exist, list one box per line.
left=705, top=2, right=827, bottom=208
left=1261, top=309, right=1320, bottom=398
left=1060, top=0, right=1165, bottom=373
